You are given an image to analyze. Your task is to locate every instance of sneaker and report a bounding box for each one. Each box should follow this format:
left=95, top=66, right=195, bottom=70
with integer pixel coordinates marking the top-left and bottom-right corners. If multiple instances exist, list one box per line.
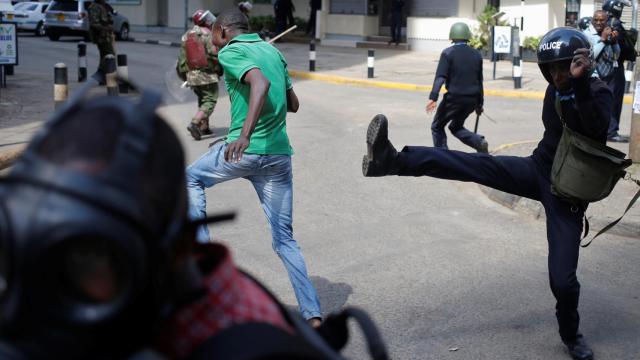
left=477, top=138, right=489, bottom=154
left=187, top=123, right=202, bottom=141
left=564, top=335, right=594, bottom=360
left=362, top=114, right=398, bottom=177
left=607, top=134, right=629, bottom=143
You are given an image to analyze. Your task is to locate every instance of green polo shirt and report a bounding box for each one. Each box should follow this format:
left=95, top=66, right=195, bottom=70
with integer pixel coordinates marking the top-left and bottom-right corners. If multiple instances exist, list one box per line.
left=218, top=33, right=293, bottom=155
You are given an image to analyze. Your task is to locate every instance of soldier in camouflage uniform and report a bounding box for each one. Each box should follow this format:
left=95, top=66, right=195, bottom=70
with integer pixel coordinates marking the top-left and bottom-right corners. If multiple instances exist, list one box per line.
left=88, top=0, right=115, bottom=85
left=177, top=10, right=221, bottom=141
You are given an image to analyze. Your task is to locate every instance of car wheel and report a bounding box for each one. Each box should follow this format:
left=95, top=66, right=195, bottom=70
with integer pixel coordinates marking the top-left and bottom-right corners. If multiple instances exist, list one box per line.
left=117, top=24, right=129, bottom=41
left=48, top=30, right=60, bottom=41
left=35, top=22, right=46, bottom=37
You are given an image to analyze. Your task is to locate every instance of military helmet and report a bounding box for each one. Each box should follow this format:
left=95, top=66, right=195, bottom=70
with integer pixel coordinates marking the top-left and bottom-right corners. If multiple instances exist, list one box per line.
left=578, top=16, right=592, bottom=31
left=537, top=27, right=592, bottom=83
left=192, top=9, right=216, bottom=27
left=603, top=0, right=628, bottom=19
left=449, top=22, right=472, bottom=41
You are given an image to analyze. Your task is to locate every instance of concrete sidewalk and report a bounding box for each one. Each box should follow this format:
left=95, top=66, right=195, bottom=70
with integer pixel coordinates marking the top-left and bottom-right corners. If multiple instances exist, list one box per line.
left=130, top=30, right=552, bottom=94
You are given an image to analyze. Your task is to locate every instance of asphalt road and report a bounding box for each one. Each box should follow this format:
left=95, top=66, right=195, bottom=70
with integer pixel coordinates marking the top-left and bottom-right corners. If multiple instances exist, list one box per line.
left=3, top=34, right=639, bottom=360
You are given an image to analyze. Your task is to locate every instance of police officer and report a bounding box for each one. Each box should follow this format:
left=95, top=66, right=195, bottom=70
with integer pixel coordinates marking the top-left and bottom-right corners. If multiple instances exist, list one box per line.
left=362, top=27, right=608, bottom=360
left=578, top=16, right=592, bottom=31
left=426, top=22, right=487, bottom=153
left=602, top=0, right=634, bottom=142
left=88, top=0, right=115, bottom=85
left=177, top=10, right=221, bottom=141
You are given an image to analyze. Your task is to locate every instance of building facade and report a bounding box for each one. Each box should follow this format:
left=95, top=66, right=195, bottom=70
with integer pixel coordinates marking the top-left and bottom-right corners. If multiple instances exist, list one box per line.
left=109, top=0, right=636, bottom=51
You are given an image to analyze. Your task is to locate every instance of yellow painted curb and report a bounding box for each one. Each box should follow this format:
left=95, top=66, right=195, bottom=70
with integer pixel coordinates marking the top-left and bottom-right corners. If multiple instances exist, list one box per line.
left=289, top=70, right=633, bottom=104
left=491, top=140, right=539, bottom=154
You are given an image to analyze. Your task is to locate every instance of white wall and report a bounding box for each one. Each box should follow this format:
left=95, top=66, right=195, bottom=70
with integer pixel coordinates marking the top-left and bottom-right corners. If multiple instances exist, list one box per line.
left=111, top=2, right=157, bottom=27
left=407, top=17, right=480, bottom=52
left=325, top=14, right=378, bottom=36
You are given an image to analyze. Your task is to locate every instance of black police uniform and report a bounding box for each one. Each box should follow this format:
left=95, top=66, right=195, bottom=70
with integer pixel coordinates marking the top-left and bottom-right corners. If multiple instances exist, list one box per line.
left=429, top=42, right=485, bottom=151
left=603, top=0, right=634, bottom=139
left=396, top=75, right=611, bottom=343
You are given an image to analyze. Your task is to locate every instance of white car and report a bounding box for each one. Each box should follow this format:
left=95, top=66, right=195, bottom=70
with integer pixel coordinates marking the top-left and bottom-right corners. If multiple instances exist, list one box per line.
left=4, top=2, right=49, bottom=37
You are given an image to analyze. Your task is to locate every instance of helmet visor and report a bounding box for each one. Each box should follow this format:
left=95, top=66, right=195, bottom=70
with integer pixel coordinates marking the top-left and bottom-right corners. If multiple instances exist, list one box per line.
left=198, top=10, right=216, bottom=26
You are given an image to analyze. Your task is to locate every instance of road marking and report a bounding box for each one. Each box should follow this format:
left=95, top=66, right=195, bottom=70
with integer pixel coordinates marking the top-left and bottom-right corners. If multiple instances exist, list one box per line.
left=490, top=140, right=538, bottom=154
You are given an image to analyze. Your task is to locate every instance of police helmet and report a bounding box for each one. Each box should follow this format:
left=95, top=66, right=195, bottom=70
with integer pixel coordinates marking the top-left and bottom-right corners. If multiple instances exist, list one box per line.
left=537, top=27, right=592, bottom=83
left=578, top=16, right=592, bottom=31
left=602, top=0, right=629, bottom=19
left=449, top=22, right=472, bottom=41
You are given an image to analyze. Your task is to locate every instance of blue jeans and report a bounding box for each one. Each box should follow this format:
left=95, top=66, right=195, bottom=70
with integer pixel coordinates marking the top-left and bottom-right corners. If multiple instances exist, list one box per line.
left=186, top=143, right=322, bottom=320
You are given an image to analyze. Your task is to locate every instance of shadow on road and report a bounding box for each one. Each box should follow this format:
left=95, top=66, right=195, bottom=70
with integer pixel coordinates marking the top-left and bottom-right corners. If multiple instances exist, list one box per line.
left=312, top=276, right=353, bottom=314
left=284, top=276, right=353, bottom=316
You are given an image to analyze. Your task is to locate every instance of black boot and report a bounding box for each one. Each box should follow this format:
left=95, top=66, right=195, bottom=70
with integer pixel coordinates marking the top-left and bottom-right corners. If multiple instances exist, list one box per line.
left=187, top=123, right=202, bottom=141
left=564, top=335, right=594, bottom=360
left=362, top=114, right=398, bottom=177
left=477, top=138, right=489, bottom=154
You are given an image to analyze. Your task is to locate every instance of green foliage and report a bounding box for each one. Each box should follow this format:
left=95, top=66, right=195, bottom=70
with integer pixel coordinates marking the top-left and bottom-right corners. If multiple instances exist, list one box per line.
left=249, top=15, right=275, bottom=32
left=522, top=36, right=542, bottom=51
left=294, top=17, right=307, bottom=32
left=469, top=5, right=509, bottom=50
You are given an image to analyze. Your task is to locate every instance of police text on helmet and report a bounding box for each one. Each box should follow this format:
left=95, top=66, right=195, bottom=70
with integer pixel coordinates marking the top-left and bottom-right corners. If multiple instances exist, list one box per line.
left=540, top=41, right=563, bottom=51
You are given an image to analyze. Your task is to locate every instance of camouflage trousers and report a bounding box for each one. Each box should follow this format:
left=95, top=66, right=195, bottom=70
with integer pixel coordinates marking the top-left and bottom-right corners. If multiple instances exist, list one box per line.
left=96, top=39, right=115, bottom=74
left=193, top=83, right=219, bottom=119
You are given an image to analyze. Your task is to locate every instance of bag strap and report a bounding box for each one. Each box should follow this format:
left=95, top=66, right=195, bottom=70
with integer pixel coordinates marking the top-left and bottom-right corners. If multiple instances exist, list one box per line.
left=581, top=175, right=640, bottom=247
left=317, top=308, right=390, bottom=360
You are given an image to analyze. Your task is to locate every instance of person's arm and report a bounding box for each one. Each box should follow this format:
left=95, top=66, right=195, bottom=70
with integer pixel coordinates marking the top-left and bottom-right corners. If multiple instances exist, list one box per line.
left=225, top=68, right=271, bottom=162
left=287, top=89, right=299, bottom=112
left=426, top=51, right=449, bottom=113
left=571, top=49, right=611, bottom=137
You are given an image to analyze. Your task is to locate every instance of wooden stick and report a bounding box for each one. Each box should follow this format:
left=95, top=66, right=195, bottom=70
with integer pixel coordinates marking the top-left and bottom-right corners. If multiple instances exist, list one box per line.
left=268, top=25, right=297, bottom=44
left=0, top=145, right=26, bottom=171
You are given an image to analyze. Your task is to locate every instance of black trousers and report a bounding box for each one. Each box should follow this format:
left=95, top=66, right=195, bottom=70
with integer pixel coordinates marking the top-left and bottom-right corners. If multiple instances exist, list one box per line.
left=396, top=147, right=583, bottom=342
left=431, top=94, right=484, bottom=151
left=606, top=65, right=626, bottom=137
left=390, top=12, right=402, bottom=43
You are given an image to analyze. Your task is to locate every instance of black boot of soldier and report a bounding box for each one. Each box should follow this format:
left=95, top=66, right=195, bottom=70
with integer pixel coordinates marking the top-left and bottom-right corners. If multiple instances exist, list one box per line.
left=564, top=334, right=594, bottom=360
left=362, top=114, right=399, bottom=177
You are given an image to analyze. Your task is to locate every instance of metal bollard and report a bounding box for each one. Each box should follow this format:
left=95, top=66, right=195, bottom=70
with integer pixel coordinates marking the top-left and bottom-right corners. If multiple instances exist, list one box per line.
left=78, top=42, right=87, bottom=82
left=54, top=63, right=68, bottom=110
left=117, top=54, right=128, bottom=94
left=105, top=55, right=118, bottom=96
left=512, top=55, right=522, bottom=89
left=625, top=61, right=634, bottom=94
left=367, top=49, right=374, bottom=79
left=309, top=41, right=316, bottom=72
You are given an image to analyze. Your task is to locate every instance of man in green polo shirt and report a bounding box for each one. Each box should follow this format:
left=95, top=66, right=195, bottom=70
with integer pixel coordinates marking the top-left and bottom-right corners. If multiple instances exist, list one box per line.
left=186, top=10, right=322, bottom=326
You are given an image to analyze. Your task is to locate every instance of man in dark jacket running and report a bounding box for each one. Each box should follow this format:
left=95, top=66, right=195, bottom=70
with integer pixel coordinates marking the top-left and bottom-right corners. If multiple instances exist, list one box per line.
left=426, top=22, right=487, bottom=153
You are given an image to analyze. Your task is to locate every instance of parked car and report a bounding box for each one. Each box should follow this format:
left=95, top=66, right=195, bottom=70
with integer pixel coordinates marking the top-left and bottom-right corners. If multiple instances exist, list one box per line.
left=4, top=2, right=49, bottom=36
left=44, top=0, right=129, bottom=42
left=0, top=0, right=14, bottom=21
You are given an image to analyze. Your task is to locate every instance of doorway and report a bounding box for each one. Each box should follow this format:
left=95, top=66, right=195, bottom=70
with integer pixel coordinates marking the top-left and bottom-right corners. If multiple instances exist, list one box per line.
left=378, top=0, right=407, bottom=39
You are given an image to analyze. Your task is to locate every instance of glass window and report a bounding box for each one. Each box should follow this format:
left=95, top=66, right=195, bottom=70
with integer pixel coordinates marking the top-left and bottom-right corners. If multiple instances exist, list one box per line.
left=49, top=1, right=80, bottom=12
left=330, top=0, right=367, bottom=15
left=565, top=0, right=581, bottom=27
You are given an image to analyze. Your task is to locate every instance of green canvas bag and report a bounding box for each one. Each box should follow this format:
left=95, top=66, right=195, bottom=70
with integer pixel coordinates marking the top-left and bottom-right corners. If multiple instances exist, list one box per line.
left=551, top=97, right=638, bottom=247
left=550, top=124, right=631, bottom=203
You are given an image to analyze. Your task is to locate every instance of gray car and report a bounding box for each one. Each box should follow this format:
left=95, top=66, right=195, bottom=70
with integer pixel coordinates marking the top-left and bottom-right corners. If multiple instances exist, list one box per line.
left=44, top=0, right=129, bottom=41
